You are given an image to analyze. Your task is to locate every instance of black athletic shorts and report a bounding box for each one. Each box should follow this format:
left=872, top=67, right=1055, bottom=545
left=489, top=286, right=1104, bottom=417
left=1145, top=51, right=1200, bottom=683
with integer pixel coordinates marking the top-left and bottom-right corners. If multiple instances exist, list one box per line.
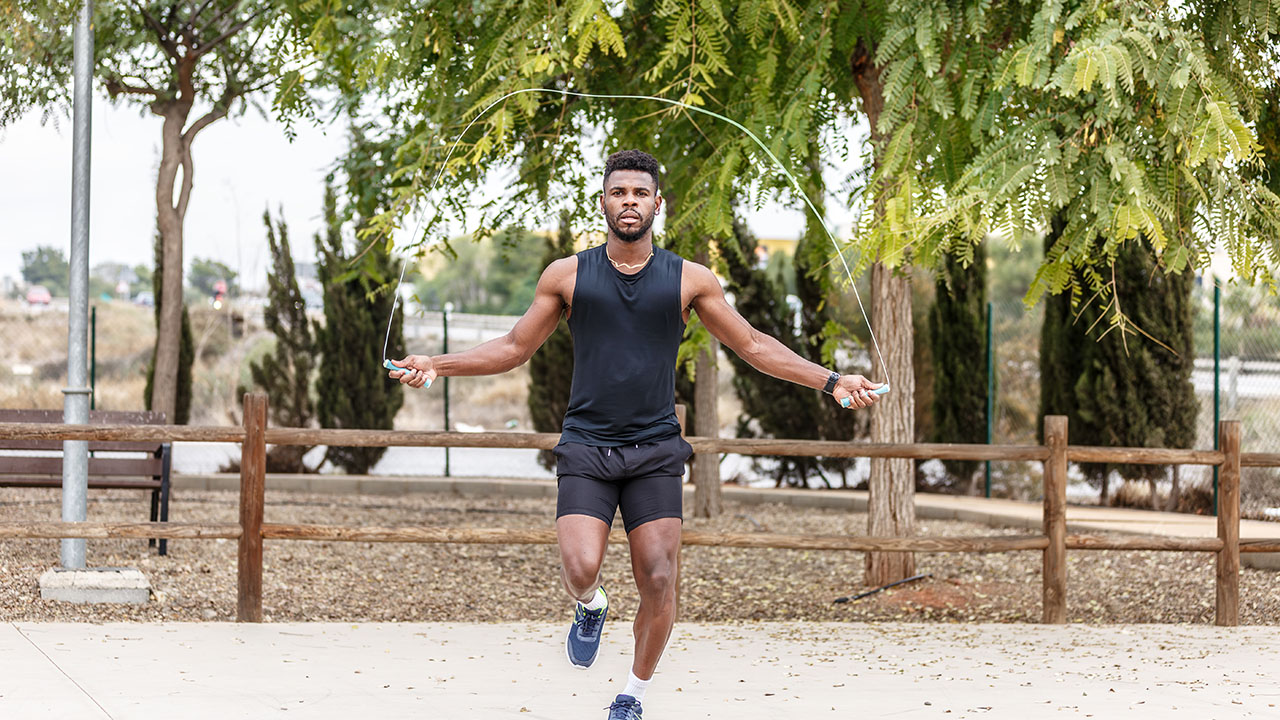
left=554, top=434, right=692, bottom=533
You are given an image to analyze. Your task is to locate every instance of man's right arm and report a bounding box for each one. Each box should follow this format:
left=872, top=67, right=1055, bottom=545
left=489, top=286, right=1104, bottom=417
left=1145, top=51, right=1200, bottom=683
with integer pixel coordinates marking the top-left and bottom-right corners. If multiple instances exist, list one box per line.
left=388, top=257, right=574, bottom=388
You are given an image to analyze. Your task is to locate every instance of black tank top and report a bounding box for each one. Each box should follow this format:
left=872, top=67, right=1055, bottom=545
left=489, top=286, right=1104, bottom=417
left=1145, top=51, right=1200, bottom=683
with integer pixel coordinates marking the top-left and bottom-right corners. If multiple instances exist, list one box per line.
left=559, top=243, right=685, bottom=446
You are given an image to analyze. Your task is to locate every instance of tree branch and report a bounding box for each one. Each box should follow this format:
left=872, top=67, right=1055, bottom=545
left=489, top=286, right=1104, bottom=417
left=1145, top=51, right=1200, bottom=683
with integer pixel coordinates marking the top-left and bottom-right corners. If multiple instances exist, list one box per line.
left=190, top=0, right=219, bottom=26
left=176, top=142, right=195, bottom=220
left=182, top=102, right=229, bottom=144
left=194, top=9, right=266, bottom=58
left=182, top=78, right=236, bottom=144
left=104, top=76, right=163, bottom=99
left=135, top=1, right=181, bottom=59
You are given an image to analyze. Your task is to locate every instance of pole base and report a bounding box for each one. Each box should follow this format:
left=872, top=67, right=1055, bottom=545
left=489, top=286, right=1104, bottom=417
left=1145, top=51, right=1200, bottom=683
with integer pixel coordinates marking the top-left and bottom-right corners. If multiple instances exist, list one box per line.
left=39, top=567, right=150, bottom=604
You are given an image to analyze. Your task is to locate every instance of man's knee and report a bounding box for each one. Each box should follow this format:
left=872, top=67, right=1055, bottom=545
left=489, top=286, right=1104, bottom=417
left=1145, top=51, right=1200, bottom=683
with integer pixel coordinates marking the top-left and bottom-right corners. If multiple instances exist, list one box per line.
left=562, top=560, right=602, bottom=596
left=635, top=560, right=676, bottom=598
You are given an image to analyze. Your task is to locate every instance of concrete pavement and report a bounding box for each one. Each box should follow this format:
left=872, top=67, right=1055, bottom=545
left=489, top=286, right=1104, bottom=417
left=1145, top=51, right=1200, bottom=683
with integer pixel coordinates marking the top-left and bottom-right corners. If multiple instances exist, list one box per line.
left=2, top=621, right=1277, bottom=719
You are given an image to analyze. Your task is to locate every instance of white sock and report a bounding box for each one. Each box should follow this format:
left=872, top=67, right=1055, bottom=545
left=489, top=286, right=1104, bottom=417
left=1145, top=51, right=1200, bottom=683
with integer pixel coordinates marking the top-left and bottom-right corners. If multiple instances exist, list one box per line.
left=622, top=670, right=651, bottom=702
left=581, top=587, right=607, bottom=611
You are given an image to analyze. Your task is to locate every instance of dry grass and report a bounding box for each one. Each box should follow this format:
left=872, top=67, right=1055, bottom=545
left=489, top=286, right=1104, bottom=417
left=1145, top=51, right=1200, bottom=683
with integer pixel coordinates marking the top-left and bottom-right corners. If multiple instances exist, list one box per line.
left=1, top=487, right=1276, bottom=625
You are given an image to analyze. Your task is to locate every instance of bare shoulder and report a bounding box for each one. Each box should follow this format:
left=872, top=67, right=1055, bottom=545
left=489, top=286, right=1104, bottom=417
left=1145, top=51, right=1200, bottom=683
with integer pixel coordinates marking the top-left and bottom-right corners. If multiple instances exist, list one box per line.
left=539, top=255, right=579, bottom=306
left=681, top=258, right=721, bottom=294
left=541, top=255, right=578, bottom=286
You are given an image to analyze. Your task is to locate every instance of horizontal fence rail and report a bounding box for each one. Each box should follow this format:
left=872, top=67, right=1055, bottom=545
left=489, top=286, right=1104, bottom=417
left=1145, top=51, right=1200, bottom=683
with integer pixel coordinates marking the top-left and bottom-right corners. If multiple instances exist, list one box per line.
left=0, top=521, right=241, bottom=539
left=7, top=422, right=1273, bottom=467
left=1, top=395, right=1277, bottom=627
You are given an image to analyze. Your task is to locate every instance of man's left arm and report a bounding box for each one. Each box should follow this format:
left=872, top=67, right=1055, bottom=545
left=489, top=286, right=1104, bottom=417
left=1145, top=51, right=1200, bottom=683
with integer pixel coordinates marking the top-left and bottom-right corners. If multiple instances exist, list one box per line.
left=686, top=262, right=882, bottom=409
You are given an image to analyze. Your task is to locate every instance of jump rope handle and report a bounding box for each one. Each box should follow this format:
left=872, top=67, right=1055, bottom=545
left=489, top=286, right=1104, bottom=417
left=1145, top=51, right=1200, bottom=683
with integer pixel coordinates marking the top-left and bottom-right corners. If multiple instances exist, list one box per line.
left=840, top=384, right=890, bottom=408
left=384, top=359, right=432, bottom=388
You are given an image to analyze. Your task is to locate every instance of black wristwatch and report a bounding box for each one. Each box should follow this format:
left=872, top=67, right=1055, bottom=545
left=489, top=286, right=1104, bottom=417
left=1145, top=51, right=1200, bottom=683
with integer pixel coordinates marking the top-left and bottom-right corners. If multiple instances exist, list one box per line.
left=822, top=371, right=841, bottom=395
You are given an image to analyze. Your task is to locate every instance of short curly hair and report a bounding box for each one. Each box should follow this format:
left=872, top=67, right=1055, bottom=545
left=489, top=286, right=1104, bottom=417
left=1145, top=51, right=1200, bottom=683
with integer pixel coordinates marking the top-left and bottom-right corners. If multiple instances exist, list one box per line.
left=603, top=149, right=660, bottom=190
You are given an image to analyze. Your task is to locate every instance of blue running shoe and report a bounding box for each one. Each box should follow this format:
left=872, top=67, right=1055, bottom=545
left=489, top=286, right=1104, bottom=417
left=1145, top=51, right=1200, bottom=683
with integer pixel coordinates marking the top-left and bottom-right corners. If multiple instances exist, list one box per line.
left=565, top=589, right=608, bottom=668
left=606, top=694, right=643, bottom=719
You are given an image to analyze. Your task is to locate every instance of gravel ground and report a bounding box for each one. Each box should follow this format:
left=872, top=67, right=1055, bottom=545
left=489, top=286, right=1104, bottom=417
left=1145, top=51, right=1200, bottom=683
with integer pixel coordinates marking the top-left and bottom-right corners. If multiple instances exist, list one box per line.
left=1, top=487, right=1277, bottom=625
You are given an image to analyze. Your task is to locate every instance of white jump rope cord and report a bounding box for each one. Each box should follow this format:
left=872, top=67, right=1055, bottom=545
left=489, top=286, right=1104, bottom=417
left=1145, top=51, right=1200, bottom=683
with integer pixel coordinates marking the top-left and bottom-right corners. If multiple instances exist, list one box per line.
left=380, top=88, right=892, bottom=390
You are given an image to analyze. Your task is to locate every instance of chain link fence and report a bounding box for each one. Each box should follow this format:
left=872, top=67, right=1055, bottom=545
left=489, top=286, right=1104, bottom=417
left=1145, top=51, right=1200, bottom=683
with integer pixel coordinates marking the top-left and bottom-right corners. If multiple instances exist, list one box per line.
left=1, top=298, right=156, bottom=414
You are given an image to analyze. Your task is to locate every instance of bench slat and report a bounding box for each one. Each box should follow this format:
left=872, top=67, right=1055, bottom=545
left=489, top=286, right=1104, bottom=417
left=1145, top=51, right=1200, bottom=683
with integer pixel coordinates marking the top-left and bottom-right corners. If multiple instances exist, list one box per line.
left=0, top=477, right=163, bottom=489
left=0, top=456, right=163, bottom=477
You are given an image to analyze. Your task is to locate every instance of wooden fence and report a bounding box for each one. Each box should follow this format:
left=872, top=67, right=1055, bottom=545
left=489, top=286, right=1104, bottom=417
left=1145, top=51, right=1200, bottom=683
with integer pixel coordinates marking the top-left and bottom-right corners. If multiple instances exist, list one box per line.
left=1, top=393, right=1277, bottom=626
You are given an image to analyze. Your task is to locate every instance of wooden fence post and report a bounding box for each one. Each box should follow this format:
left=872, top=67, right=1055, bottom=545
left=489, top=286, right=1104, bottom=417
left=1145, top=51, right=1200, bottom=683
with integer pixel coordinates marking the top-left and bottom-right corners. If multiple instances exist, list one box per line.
left=1216, top=420, right=1241, bottom=627
left=237, top=392, right=267, bottom=622
left=1042, top=415, right=1068, bottom=624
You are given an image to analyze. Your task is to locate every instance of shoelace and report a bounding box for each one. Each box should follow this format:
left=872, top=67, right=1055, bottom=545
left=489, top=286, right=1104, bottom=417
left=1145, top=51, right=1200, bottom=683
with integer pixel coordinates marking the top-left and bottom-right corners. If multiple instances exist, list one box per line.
left=606, top=698, right=641, bottom=718
left=579, top=606, right=604, bottom=635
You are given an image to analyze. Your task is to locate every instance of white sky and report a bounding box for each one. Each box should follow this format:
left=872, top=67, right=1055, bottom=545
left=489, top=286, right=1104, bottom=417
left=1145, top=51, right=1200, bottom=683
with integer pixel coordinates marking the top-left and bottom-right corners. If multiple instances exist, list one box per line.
left=0, top=92, right=862, bottom=292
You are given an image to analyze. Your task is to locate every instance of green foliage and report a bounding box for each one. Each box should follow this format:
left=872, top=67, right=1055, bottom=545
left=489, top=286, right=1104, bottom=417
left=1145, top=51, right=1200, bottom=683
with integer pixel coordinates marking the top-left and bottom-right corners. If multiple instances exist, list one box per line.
left=1, top=1, right=285, bottom=123
left=274, top=0, right=849, bottom=263
left=414, top=229, right=544, bottom=314
left=1040, top=220, right=1198, bottom=491
left=20, top=246, right=69, bottom=296
left=865, top=0, right=1280, bottom=324
left=144, top=230, right=192, bottom=424
left=928, top=241, right=988, bottom=487
left=240, top=209, right=317, bottom=473
left=527, top=212, right=576, bottom=470
left=188, top=258, right=239, bottom=298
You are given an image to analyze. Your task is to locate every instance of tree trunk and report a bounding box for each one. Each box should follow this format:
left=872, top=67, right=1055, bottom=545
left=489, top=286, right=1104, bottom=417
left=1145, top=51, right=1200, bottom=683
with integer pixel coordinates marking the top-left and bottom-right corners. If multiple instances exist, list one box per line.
left=865, top=262, right=917, bottom=585
left=692, top=341, right=721, bottom=518
left=853, top=39, right=917, bottom=585
left=693, top=246, right=722, bottom=518
left=150, top=106, right=188, bottom=423
left=1167, top=465, right=1180, bottom=512
left=150, top=56, right=205, bottom=424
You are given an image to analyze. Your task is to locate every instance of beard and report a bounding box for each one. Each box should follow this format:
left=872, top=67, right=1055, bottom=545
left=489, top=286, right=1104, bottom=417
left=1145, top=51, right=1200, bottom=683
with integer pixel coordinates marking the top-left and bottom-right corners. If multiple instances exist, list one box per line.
left=605, top=210, right=654, bottom=242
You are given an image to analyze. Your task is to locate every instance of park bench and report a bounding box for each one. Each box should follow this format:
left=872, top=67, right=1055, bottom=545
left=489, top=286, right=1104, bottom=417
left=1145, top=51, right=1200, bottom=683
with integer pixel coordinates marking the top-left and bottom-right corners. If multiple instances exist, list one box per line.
left=0, top=409, right=172, bottom=555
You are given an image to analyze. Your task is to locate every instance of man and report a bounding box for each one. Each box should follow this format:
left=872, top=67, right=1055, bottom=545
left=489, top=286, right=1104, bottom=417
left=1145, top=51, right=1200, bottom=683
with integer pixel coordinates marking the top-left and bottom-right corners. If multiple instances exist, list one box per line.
left=388, top=149, right=882, bottom=719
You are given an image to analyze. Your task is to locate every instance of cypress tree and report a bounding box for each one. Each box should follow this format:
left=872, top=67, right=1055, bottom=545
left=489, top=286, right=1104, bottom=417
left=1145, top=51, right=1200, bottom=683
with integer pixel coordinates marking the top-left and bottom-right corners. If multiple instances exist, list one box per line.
left=240, top=209, right=317, bottom=472
left=1072, top=242, right=1197, bottom=498
left=1040, top=216, right=1197, bottom=503
left=313, top=183, right=405, bottom=474
left=928, top=241, right=988, bottom=489
left=721, top=218, right=825, bottom=487
left=527, top=212, right=576, bottom=470
left=144, top=228, right=192, bottom=424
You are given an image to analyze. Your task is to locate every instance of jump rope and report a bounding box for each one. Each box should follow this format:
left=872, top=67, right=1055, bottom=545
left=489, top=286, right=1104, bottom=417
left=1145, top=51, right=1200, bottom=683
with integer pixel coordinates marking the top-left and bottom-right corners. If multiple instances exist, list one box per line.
left=379, top=88, right=892, bottom=404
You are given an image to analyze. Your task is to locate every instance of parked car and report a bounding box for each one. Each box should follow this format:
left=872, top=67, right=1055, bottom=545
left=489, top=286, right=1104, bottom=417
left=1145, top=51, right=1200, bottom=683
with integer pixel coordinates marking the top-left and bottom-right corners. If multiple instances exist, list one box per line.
left=25, top=285, right=52, bottom=305
left=133, top=290, right=155, bottom=307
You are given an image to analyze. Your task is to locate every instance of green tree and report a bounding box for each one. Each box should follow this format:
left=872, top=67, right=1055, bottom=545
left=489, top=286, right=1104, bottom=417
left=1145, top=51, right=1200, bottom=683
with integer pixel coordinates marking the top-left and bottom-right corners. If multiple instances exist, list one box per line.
left=314, top=129, right=406, bottom=473
left=928, top=242, right=988, bottom=490
left=721, top=217, right=828, bottom=487
left=415, top=229, right=544, bottom=315
left=3, top=1, right=288, bottom=424
left=20, top=246, right=69, bottom=296
left=1040, top=219, right=1198, bottom=505
left=527, top=213, right=577, bottom=470
left=241, top=209, right=317, bottom=473
left=188, top=257, right=239, bottom=299
left=867, top=1, right=1280, bottom=313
